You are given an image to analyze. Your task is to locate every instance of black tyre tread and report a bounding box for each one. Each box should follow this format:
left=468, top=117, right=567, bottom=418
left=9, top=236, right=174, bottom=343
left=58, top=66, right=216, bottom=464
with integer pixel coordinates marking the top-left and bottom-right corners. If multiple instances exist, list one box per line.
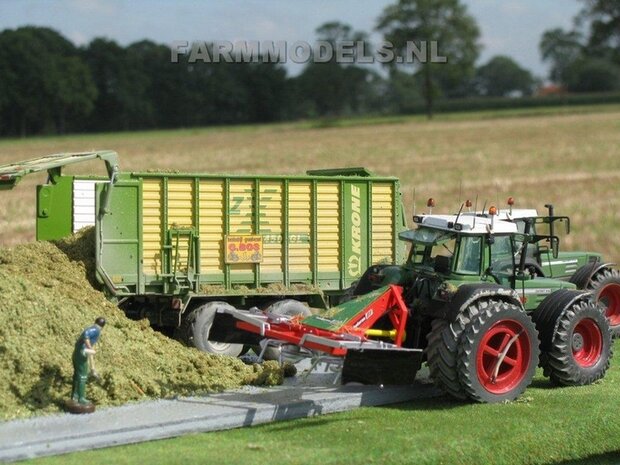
left=174, top=309, right=196, bottom=347
left=191, top=301, right=244, bottom=356
left=532, top=290, right=587, bottom=362
left=532, top=290, right=581, bottom=376
left=426, top=301, right=487, bottom=400
left=569, top=262, right=601, bottom=289
left=266, top=299, right=312, bottom=318
left=457, top=300, right=540, bottom=403
left=586, top=267, right=618, bottom=290
left=426, top=319, right=463, bottom=399
left=589, top=268, right=620, bottom=337
left=263, top=300, right=311, bottom=361
left=547, top=301, right=612, bottom=386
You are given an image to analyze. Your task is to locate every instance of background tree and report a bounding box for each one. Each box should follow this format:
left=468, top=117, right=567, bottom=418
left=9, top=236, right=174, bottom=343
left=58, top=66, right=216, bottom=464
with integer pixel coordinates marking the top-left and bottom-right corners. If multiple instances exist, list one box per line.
left=83, top=38, right=153, bottom=131
left=540, top=2, right=620, bottom=91
left=376, top=0, right=481, bottom=118
left=564, top=57, right=620, bottom=92
left=294, top=21, right=380, bottom=118
left=579, top=0, right=620, bottom=63
left=539, top=28, right=584, bottom=85
left=0, top=27, right=97, bottom=136
left=475, top=55, right=535, bottom=97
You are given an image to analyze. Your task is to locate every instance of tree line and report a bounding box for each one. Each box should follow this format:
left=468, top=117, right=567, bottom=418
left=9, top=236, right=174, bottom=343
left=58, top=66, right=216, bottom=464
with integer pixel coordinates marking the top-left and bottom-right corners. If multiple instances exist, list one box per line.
left=0, top=0, right=617, bottom=137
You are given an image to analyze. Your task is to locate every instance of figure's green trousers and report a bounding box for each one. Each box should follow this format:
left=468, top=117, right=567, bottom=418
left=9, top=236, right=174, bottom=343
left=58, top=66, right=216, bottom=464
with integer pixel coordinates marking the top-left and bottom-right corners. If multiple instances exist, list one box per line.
left=72, top=348, right=89, bottom=404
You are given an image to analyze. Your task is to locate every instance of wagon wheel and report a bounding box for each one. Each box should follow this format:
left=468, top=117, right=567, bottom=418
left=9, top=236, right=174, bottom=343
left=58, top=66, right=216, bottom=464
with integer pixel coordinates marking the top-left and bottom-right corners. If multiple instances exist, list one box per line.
left=180, top=301, right=244, bottom=357
left=262, top=300, right=312, bottom=361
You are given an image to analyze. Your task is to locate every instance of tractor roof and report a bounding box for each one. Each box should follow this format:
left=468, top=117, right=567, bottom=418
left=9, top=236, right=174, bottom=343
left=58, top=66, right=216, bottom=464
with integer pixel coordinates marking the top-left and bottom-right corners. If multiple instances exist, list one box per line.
left=460, top=209, right=539, bottom=221
left=412, top=214, right=518, bottom=235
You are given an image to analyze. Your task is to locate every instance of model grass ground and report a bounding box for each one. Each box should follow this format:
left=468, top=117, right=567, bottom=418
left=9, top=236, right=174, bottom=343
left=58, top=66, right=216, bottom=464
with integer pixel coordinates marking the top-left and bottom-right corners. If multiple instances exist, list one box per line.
left=0, top=229, right=285, bottom=421
left=22, top=343, right=620, bottom=465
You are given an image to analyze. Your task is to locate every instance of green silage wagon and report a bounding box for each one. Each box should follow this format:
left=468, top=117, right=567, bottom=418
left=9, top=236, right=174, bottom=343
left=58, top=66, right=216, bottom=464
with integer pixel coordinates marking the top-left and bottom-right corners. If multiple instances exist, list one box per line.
left=0, top=151, right=407, bottom=354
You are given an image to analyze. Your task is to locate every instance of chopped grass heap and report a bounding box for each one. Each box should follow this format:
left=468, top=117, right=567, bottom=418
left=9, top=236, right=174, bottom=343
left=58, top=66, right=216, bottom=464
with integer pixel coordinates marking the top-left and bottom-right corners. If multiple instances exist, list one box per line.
left=0, top=229, right=285, bottom=421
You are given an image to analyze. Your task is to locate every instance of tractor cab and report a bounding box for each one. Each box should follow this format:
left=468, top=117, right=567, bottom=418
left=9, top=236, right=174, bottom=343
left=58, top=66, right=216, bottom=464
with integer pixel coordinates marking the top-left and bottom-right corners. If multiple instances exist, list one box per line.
left=396, top=207, right=576, bottom=311
left=400, top=212, right=518, bottom=283
left=461, top=199, right=600, bottom=279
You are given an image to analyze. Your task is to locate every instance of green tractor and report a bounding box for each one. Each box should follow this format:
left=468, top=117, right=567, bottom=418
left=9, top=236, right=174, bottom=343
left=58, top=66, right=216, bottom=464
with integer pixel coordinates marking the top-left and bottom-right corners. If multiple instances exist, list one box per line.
left=347, top=201, right=613, bottom=402
left=462, top=199, right=620, bottom=337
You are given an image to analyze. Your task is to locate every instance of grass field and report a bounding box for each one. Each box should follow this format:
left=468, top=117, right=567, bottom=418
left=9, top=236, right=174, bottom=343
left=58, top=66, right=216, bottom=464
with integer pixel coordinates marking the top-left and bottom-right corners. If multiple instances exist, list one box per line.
left=1, top=104, right=619, bottom=262
left=4, top=105, right=620, bottom=464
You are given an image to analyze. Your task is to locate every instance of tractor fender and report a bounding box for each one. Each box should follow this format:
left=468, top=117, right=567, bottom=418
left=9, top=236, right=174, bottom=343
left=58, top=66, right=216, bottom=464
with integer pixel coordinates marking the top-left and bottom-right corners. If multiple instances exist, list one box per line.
left=569, top=261, right=616, bottom=289
left=532, top=289, right=590, bottom=353
left=445, top=283, right=522, bottom=321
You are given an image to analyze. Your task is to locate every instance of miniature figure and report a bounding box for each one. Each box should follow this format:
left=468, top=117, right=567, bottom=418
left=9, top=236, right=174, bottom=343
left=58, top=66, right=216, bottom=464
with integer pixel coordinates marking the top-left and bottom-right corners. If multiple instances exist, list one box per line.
left=66, top=317, right=105, bottom=414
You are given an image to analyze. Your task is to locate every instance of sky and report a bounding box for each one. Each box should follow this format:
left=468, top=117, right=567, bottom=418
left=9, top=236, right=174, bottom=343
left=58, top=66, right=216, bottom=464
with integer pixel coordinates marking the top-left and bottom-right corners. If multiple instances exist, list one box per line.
left=0, top=0, right=582, bottom=78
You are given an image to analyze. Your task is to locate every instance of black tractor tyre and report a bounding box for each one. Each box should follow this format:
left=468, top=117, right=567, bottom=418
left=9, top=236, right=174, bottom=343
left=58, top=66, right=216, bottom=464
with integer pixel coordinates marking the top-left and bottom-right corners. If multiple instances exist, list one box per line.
left=544, top=301, right=612, bottom=386
left=262, top=300, right=312, bottom=361
left=426, top=318, right=466, bottom=400
left=589, top=268, right=620, bottom=338
left=531, top=289, right=587, bottom=370
left=184, top=302, right=244, bottom=357
left=426, top=300, right=497, bottom=400
left=457, top=300, right=539, bottom=403
left=265, top=299, right=312, bottom=319
left=569, top=262, right=602, bottom=290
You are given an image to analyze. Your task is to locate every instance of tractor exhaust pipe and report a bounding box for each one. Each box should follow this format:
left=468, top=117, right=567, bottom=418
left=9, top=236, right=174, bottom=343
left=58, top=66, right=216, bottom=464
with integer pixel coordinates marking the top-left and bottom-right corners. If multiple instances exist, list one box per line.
left=545, top=204, right=555, bottom=240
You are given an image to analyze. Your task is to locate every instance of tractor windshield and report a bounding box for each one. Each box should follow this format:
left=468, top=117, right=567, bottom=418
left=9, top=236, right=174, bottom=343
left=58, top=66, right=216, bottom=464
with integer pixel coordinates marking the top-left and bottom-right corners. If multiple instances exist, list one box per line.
left=404, top=228, right=455, bottom=269
left=404, top=228, right=483, bottom=275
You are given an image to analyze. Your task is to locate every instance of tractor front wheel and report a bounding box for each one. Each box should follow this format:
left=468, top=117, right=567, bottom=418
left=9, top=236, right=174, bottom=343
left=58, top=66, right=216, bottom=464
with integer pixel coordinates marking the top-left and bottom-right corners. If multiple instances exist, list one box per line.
left=457, top=301, right=539, bottom=403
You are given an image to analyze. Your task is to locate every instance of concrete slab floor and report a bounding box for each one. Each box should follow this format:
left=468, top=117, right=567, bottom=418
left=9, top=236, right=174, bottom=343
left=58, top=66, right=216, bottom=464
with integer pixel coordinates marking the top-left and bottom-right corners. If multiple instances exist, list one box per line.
left=0, top=362, right=440, bottom=463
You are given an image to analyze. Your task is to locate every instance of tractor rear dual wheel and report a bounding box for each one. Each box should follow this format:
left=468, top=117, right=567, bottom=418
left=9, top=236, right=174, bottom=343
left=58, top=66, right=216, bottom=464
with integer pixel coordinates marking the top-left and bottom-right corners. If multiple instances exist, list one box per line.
left=457, top=302, right=539, bottom=403
left=589, top=268, right=620, bottom=338
left=540, top=301, right=612, bottom=386
left=426, top=316, right=467, bottom=400
left=427, top=299, right=539, bottom=403
left=570, top=265, right=620, bottom=337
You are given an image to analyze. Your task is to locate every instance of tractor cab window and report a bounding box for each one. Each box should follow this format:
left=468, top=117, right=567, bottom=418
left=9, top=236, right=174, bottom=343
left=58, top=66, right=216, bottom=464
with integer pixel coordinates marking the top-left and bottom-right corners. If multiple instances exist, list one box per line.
left=409, top=237, right=456, bottom=269
left=490, top=235, right=516, bottom=276
left=454, top=235, right=482, bottom=275
left=514, top=220, right=536, bottom=262
left=404, top=228, right=455, bottom=269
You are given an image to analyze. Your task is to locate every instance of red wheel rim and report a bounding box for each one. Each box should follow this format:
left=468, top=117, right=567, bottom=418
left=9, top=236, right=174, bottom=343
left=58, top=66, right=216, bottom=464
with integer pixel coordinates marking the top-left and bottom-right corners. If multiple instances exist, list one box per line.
left=572, top=318, right=603, bottom=367
left=476, top=320, right=531, bottom=394
left=598, top=283, right=620, bottom=326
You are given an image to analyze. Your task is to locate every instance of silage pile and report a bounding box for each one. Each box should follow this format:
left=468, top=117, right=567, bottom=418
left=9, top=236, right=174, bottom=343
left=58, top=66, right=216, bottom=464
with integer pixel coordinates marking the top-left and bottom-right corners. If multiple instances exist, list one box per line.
left=0, top=229, right=284, bottom=421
